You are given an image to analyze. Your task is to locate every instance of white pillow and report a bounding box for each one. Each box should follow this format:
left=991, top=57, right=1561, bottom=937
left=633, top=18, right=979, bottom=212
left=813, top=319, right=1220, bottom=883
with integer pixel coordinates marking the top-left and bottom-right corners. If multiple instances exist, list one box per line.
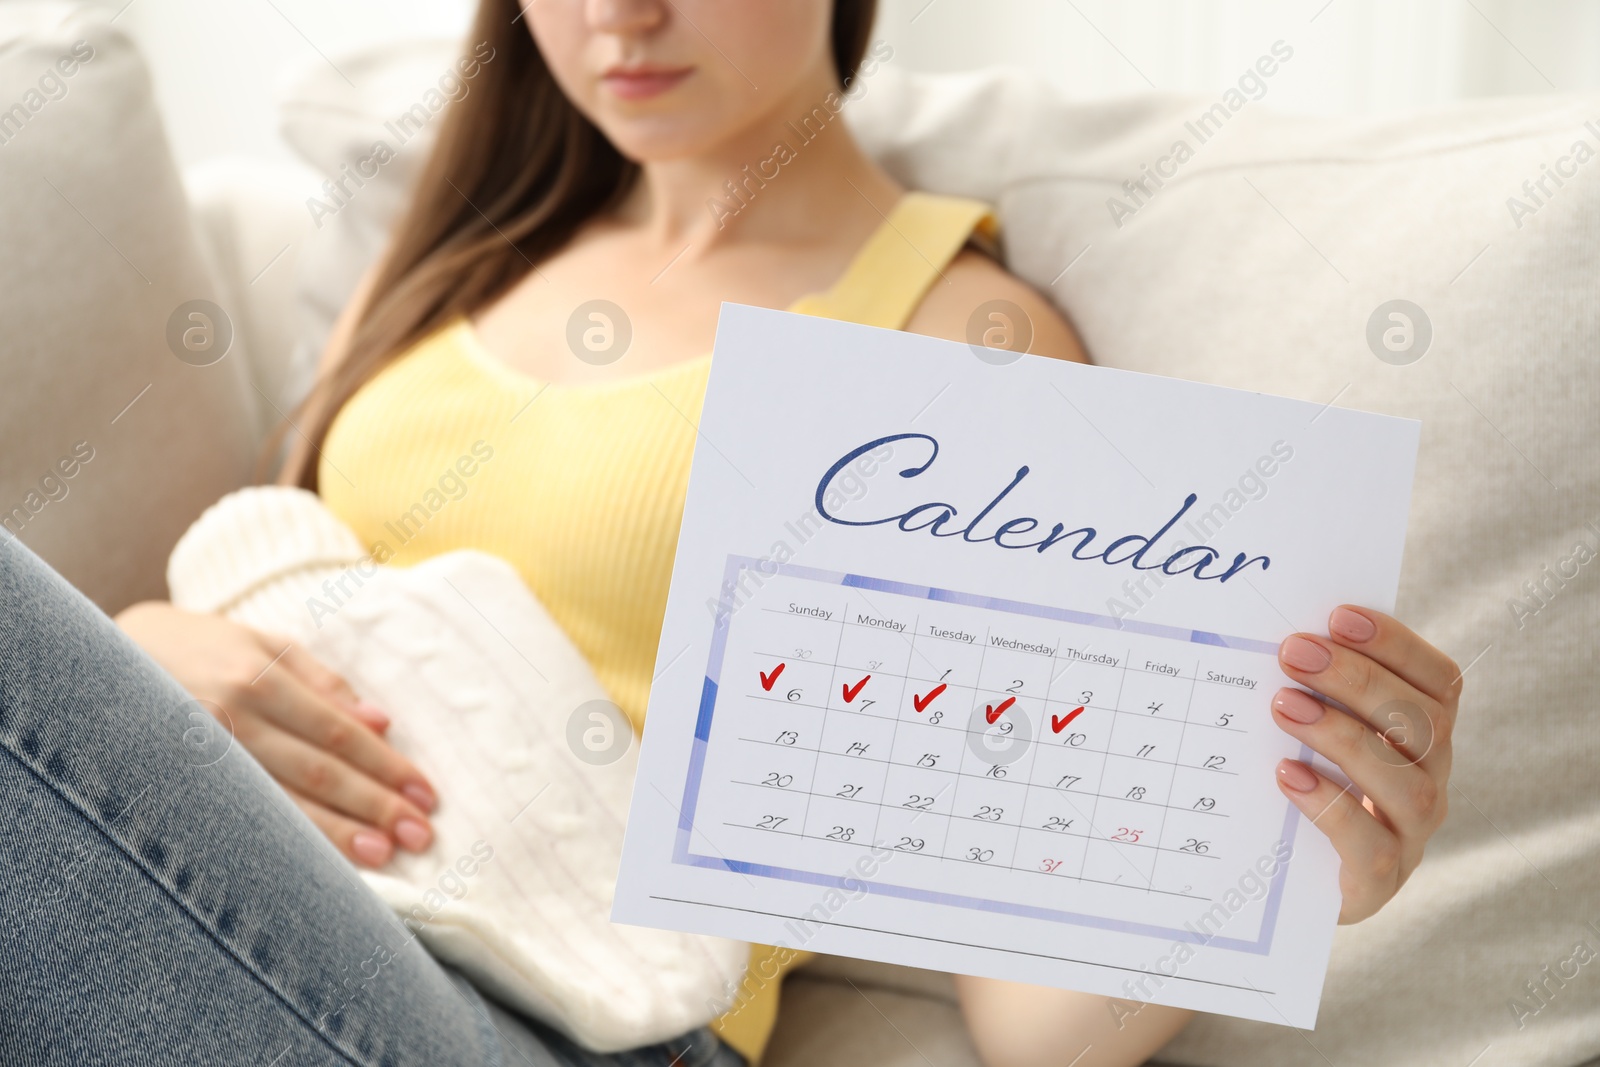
left=277, top=38, right=475, bottom=390
left=168, top=487, right=749, bottom=1052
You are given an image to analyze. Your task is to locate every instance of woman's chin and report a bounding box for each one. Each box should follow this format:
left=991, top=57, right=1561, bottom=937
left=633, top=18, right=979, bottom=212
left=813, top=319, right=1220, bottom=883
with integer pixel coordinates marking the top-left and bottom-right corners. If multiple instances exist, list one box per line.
left=598, top=121, right=738, bottom=167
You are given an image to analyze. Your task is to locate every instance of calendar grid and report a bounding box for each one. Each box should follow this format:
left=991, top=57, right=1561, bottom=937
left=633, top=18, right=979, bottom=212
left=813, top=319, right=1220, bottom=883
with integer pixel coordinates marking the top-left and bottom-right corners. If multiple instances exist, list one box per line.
left=731, top=735, right=1237, bottom=809
left=740, top=690, right=1247, bottom=763
left=1146, top=660, right=1201, bottom=893
left=1004, top=639, right=1083, bottom=879
left=742, top=671, right=1250, bottom=738
left=676, top=555, right=1312, bottom=955
left=937, top=624, right=989, bottom=866
left=793, top=600, right=851, bottom=848
left=864, top=611, right=920, bottom=849
left=747, top=651, right=1253, bottom=736
left=1073, top=649, right=1133, bottom=884
left=714, top=820, right=1216, bottom=902
left=726, top=775, right=1229, bottom=831
left=759, top=599, right=1280, bottom=657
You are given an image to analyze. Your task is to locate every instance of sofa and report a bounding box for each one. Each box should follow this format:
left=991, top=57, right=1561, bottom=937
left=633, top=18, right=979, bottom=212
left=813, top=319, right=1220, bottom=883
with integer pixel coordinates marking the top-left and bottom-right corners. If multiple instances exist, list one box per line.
left=3, top=5, right=1597, bottom=1066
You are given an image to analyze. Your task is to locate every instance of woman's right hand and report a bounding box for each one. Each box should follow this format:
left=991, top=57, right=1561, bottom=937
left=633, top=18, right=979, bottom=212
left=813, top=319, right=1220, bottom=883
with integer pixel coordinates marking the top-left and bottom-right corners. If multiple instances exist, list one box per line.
left=116, top=601, right=436, bottom=869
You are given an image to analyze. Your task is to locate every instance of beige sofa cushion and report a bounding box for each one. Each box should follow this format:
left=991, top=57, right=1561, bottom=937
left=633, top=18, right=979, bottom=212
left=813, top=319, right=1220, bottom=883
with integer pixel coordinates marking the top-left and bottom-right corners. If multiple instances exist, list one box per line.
left=766, top=956, right=979, bottom=1067
left=0, top=3, right=258, bottom=614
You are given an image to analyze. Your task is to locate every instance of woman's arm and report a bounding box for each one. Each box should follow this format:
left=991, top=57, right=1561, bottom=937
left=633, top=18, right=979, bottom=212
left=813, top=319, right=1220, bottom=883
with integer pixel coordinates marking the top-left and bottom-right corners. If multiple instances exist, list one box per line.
left=904, top=249, right=1089, bottom=365
left=955, top=975, right=1194, bottom=1067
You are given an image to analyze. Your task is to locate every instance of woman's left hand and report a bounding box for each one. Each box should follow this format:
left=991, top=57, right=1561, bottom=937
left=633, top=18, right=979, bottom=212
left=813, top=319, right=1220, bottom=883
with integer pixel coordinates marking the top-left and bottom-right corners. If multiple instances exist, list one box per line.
left=1270, top=606, right=1461, bottom=924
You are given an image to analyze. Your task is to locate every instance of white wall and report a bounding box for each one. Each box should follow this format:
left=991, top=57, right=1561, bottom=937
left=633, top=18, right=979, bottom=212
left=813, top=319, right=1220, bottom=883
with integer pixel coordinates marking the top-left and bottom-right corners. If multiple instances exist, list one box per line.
left=108, top=0, right=476, bottom=166
left=877, top=0, right=1600, bottom=114
left=101, top=0, right=1600, bottom=169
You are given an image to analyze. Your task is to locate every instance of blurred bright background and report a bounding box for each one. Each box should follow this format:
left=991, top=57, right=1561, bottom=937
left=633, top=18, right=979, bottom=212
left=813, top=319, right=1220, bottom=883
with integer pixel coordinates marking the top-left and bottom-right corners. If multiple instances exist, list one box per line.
left=94, top=0, right=1600, bottom=169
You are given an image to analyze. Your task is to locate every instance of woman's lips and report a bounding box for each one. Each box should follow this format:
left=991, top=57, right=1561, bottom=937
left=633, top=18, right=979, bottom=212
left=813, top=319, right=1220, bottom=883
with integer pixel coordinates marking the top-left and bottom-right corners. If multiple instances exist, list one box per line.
left=601, top=67, right=693, bottom=101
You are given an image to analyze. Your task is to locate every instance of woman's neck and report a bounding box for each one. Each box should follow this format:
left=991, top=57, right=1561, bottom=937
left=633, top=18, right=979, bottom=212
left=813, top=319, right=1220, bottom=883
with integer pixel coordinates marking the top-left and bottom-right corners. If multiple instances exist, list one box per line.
left=617, top=65, right=902, bottom=252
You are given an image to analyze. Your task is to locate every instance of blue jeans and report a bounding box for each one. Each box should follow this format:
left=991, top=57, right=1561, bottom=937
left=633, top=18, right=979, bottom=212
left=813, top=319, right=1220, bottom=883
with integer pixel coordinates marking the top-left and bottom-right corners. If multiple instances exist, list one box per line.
left=0, top=539, right=744, bottom=1067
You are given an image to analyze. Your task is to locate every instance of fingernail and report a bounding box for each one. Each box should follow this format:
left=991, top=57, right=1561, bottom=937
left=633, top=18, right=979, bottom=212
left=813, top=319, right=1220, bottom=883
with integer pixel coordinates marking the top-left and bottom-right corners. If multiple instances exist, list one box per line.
left=1273, top=687, right=1324, bottom=724
left=351, top=830, right=392, bottom=867
left=401, top=783, right=437, bottom=813
left=352, top=701, right=391, bottom=729
left=1280, top=635, right=1332, bottom=673
left=1329, top=607, right=1377, bottom=643
left=394, top=817, right=431, bottom=853
left=1277, top=758, right=1318, bottom=793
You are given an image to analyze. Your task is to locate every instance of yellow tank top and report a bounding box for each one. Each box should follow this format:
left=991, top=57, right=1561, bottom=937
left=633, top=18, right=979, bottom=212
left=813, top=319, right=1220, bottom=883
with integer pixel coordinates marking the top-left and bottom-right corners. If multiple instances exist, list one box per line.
left=320, top=192, right=996, bottom=1063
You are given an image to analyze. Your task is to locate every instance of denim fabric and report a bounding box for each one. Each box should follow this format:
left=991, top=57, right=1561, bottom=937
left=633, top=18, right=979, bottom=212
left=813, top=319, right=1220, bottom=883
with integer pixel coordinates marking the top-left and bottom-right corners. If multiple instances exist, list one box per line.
left=0, top=538, right=743, bottom=1067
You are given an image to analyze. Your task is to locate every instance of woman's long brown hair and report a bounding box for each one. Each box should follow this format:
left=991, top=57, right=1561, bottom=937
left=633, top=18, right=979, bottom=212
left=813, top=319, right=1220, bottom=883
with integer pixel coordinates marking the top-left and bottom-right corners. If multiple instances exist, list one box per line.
left=288, top=0, right=878, bottom=490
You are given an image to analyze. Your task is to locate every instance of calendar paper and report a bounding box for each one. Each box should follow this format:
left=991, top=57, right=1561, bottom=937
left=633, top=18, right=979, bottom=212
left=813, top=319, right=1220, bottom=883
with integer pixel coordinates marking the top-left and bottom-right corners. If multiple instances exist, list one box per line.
left=613, top=304, right=1419, bottom=1028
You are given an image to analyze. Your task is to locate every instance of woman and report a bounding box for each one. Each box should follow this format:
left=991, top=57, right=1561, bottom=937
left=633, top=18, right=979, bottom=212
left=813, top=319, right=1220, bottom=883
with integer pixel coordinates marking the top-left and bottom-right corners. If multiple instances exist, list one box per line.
left=92, top=1, right=1461, bottom=1065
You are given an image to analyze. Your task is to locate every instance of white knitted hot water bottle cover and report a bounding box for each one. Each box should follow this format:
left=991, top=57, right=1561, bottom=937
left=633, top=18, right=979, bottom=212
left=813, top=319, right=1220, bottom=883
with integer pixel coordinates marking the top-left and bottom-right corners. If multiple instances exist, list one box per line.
left=167, top=487, right=747, bottom=1052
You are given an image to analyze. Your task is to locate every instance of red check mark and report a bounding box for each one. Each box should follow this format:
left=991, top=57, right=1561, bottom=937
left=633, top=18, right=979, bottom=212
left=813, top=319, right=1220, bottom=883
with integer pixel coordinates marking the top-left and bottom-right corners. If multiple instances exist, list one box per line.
left=1051, top=705, right=1086, bottom=733
left=984, top=696, right=1017, bottom=725
left=759, top=663, right=785, bottom=692
left=842, top=675, right=871, bottom=703
left=912, top=684, right=946, bottom=713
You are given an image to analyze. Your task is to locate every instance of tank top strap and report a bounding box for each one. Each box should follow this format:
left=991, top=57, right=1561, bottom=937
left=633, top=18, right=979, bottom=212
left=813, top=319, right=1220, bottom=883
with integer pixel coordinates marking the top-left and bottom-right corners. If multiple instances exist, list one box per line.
left=789, top=192, right=999, bottom=331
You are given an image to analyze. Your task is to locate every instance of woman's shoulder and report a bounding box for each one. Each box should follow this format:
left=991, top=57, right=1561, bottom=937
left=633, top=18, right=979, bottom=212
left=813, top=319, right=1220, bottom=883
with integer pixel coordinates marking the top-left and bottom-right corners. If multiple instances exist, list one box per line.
left=904, top=246, right=1089, bottom=364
